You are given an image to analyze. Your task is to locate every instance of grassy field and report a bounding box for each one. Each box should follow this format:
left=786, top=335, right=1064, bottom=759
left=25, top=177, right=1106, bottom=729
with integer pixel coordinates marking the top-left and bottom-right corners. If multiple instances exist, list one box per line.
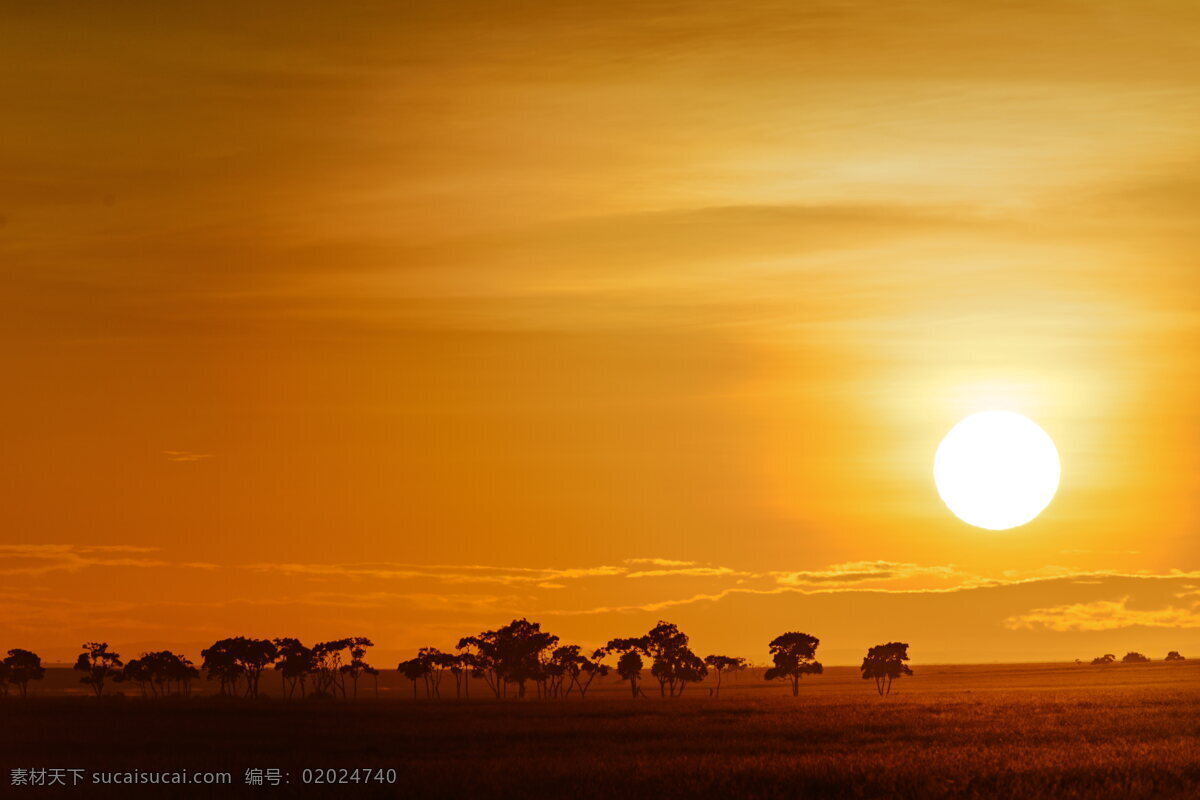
left=2, top=662, right=1199, bottom=797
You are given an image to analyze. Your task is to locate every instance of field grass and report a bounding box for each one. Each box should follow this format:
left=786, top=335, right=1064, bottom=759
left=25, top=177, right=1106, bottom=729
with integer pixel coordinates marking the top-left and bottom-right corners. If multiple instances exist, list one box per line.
left=2, top=662, right=1199, bottom=797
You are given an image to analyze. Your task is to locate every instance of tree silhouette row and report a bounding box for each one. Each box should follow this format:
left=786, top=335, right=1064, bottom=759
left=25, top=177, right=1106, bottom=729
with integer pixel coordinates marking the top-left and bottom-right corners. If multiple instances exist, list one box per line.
left=0, top=619, right=933, bottom=701
left=6, top=620, right=1183, bottom=701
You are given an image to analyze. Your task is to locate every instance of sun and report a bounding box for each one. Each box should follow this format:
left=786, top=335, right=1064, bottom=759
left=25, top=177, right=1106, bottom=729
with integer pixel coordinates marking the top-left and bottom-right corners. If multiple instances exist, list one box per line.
left=933, top=410, right=1060, bottom=530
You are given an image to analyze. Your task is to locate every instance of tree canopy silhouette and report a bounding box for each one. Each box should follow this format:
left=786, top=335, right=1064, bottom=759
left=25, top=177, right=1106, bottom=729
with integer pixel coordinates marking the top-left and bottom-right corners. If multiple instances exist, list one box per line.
left=609, top=621, right=706, bottom=697
left=573, top=647, right=610, bottom=698
left=1092, top=653, right=1116, bottom=665
left=545, top=645, right=608, bottom=698
left=273, top=638, right=315, bottom=699
left=1122, top=651, right=1150, bottom=663
left=458, top=618, right=558, bottom=698
left=201, top=637, right=278, bottom=697
left=200, top=639, right=243, bottom=696
left=1166, top=650, right=1185, bottom=662
left=860, top=642, right=912, bottom=696
left=608, top=647, right=645, bottom=698
left=339, top=638, right=378, bottom=699
left=397, top=656, right=431, bottom=698
left=310, top=638, right=373, bottom=699
left=1, top=649, right=45, bottom=698
left=117, top=651, right=198, bottom=698
left=74, top=642, right=123, bottom=697
left=412, top=647, right=453, bottom=698
left=764, top=633, right=823, bottom=696
left=704, top=654, right=746, bottom=698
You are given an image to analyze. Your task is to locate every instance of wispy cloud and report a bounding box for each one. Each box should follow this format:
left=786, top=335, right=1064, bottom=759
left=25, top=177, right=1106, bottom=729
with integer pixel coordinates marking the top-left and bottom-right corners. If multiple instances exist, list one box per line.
left=771, top=561, right=960, bottom=586
left=239, top=557, right=1200, bottom=607
left=552, top=568, right=1200, bottom=618
left=623, top=558, right=697, bottom=567
left=163, top=450, right=215, bottom=462
left=0, top=545, right=217, bottom=576
left=244, top=558, right=759, bottom=585
left=242, top=561, right=626, bottom=586
left=626, top=566, right=753, bottom=579
left=1004, top=596, right=1200, bottom=632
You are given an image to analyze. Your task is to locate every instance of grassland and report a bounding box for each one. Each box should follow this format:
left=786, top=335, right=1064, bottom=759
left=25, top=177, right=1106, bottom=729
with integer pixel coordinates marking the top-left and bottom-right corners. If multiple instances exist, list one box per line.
left=2, top=661, right=1199, bottom=797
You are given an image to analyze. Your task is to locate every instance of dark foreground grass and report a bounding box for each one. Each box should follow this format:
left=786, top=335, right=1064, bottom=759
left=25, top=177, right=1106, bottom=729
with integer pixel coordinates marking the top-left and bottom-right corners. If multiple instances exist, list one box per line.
left=3, top=662, right=1200, bottom=798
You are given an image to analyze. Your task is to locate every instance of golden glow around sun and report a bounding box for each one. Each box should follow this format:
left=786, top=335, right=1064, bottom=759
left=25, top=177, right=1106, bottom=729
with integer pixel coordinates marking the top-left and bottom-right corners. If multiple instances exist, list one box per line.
left=934, top=411, right=1061, bottom=531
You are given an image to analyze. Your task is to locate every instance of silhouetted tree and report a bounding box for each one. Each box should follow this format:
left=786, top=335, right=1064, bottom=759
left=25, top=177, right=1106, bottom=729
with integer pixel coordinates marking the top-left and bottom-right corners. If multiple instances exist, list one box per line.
left=201, top=637, right=276, bottom=697
left=500, top=619, right=559, bottom=699
left=610, top=621, right=705, bottom=698
left=669, top=649, right=708, bottom=695
left=397, top=657, right=430, bottom=699
left=646, top=621, right=691, bottom=697
left=201, top=640, right=245, bottom=696
left=311, top=638, right=366, bottom=698
left=1122, top=651, right=1150, bottom=663
left=544, top=645, right=579, bottom=698
left=2, top=649, right=45, bottom=698
left=117, top=657, right=155, bottom=697
left=614, top=651, right=644, bottom=698
left=705, top=655, right=747, bottom=698
left=157, top=651, right=199, bottom=696
left=447, top=652, right=471, bottom=698
left=460, top=619, right=559, bottom=699
left=860, top=642, right=912, bottom=696
left=1166, top=651, right=1185, bottom=662
left=74, top=642, right=123, bottom=697
left=236, top=638, right=278, bottom=697
left=418, top=647, right=453, bottom=698
left=457, top=633, right=502, bottom=697
left=121, top=651, right=198, bottom=697
left=764, top=633, right=823, bottom=696
left=273, top=638, right=314, bottom=699
left=574, top=648, right=609, bottom=698
left=1091, top=653, right=1116, bottom=665
left=339, top=638, right=377, bottom=699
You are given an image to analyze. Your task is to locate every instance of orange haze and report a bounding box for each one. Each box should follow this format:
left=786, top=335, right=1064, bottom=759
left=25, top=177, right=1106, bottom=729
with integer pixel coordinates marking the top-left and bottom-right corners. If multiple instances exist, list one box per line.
left=2, top=0, right=1198, bottom=666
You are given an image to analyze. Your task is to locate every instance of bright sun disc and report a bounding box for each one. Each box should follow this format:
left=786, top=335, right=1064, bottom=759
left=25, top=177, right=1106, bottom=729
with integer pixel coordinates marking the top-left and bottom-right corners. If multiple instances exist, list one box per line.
left=934, top=411, right=1060, bottom=530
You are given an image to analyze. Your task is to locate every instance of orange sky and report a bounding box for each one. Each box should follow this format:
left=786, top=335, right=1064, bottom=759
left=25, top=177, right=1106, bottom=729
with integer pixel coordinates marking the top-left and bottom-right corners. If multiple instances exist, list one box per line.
left=2, top=0, right=1199, bottom=665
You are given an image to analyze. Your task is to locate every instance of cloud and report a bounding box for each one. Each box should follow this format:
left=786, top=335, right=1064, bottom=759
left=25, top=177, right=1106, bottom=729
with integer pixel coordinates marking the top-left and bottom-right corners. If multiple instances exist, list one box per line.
left=244, top=557, right=759, bottom=585
left=626, top=566, right=752, bottom=579
left=623, top=558, right=697, bottom=567
left=1, top=544, right=158, bottom=554
left=548, top=567, right=1200, bottom=620
left=0, top=545, right=217, bottom=576
left=240, top=557, right=1200, bottom=609
left=1004, top=597, right=1200, bottom=632
left=771, top=561, right=960, bottom=586
left=162, top=450, right=215, bottom=462
left=242, top=561, right=626, bottom=585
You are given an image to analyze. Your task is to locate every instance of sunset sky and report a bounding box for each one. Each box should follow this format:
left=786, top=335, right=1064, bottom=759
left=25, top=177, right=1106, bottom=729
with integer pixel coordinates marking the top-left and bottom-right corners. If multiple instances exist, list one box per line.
left=3, top=0, right=1199, bottom=665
